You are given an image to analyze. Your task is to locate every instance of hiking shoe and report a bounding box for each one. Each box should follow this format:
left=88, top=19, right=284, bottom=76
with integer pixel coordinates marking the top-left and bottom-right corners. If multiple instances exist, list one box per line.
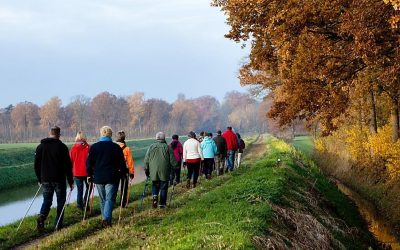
left=152, top=197, right=158, bottom=209
left=37, top=215, right=45, bottom=232
left=101, top=220, right=112, bottom=228
left=186, top=180, right=191, bottom=189
left=159, top=204, right=166, bottom=209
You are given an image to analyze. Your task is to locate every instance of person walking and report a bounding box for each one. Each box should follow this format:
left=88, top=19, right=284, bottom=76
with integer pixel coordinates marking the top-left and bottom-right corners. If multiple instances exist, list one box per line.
left=213, top=130, right=227, bottom=175
left=86, top=126, right=127, bottom=227
left=222, top=127, right=238, bottom=172
left=235, top=133, right=246, bottom=168
left=200, top=132, right=217, bottom=180
left=169, top=134, right=183, bottom=185
left=34, top=126, right=74, bottom=231
left=144, top=132, right=177, bottom=208
left=115, top=131, right=135, bottom=208
left=183, top=131, right=204, bottom=188
left=70, top=131, right=91, bottom=211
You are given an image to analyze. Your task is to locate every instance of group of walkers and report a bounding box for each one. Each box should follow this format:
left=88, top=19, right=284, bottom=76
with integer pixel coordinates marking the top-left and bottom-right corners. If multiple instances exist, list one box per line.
left=32, top=125, right=245, bottom=231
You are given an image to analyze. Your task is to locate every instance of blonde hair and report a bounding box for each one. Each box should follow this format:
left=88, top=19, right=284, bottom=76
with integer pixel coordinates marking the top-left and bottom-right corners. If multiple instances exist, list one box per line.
left=100, top=126, right=113, bottom=137
left=75, top=131, right=87, bottom=142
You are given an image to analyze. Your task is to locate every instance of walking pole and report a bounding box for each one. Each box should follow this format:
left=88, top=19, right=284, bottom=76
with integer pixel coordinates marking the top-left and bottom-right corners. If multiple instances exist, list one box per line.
left=118, top=178, right=126, bottom=226
left=169, top=181, right=176, bottom=206
left=55, top=189, right=72, bottom=231
left=140, top=178, right=149, bottom=211
left=16, top=184, right=42, bottom=232
left=82, top=182, right=93, bottom=222
left=89, top=184, right=95, bottom=214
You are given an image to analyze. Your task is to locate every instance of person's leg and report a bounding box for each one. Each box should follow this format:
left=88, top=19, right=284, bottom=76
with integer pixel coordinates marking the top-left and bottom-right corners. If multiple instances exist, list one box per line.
left=193, top=162, right=200, bottom=187
left=169, top=169, right=175, bottom=186
left=159, top=181, right=169, bottom=208
left=103, top=183, right=118, bottom=225
left=37, top=182, right=55, bottom=230
left=96, top=184, right=106, bottom=219
left=186, top=164, right=194, bottom=188
left=176, top=161, right=181, bottom=183
left=74, top=177, right=84, bottom=209
left=228, top=151, right=235, bottom=171
left=152, top=181, right=160, bottom=208
left=54, top=182, right=67, bottom=229
left=83, top=177, right=90, bottom=208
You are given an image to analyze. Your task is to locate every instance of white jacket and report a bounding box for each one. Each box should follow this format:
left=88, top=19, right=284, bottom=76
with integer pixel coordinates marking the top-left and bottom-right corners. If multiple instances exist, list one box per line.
left=183, top=138, right=203, bottom=161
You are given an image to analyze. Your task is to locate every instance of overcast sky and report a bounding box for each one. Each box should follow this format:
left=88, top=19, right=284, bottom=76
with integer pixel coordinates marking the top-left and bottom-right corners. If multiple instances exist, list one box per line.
left=0, top=0, right=249, bottom=107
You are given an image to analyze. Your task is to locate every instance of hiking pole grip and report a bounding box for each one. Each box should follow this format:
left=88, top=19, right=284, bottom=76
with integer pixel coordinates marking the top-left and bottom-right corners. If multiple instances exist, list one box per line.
left=16, top=183, right=42, bottom=232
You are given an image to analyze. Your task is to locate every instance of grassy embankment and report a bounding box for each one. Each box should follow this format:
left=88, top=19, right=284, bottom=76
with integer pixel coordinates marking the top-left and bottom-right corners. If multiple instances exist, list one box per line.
left=0, top=134, right=377, bottom=249
left=0, top=138, right=158, bottom=191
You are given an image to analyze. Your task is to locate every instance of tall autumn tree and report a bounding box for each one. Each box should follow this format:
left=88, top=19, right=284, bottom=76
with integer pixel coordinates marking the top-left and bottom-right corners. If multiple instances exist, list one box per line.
left=127, top=92, right=146, bottom=136
left=69, top=95, right=90, bottom=133
left=40, top=97, right=62, bottom=129
left=170, top=96, right=198, bottom=134
left=213, top=0, right=400, bottom=139
left=91, top=91, right=118, bottom=133
left=11, top=102, right=40, bottom=141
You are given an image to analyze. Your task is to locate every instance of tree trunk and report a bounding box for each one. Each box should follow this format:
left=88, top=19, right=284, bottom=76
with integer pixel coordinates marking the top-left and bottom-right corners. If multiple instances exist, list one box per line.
left=368, top=90, right=378, bottom=134
left=391, top=98, right=399, bottom=142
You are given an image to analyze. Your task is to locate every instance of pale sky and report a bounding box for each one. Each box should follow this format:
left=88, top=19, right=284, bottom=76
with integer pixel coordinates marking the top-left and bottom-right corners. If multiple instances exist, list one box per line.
left=0, top=0, right=249, bottom=107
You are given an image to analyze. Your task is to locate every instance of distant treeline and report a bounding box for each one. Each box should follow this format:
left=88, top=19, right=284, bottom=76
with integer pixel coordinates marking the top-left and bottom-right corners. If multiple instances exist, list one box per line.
left=0, top=91, right=272, bottom=143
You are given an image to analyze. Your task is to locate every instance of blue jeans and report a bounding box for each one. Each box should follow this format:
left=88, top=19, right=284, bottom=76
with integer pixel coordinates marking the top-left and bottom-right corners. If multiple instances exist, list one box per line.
left=74, top=177, right=90, bottom=209
left=96, top=183, right=118, bottom=222
left=227, top=150, right=236, bottom=171
left=152, top=181, right=168, bottom=206
left=39, top=182, right=66, bottom=227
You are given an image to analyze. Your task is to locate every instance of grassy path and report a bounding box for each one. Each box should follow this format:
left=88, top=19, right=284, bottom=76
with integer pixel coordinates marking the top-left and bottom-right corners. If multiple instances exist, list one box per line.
left=2, top=134, right=377, bottom=249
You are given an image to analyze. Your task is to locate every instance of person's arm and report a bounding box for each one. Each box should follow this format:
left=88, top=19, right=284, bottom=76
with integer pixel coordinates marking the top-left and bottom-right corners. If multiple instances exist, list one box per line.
left=144, top=147, right=151, bottom=177
left=117, top=147, right=128, bottom=175
left=169, top=146, right=178, bottom=169
left=34, top=144, right=42, bottom=183
left=178, top=143, right=183, bottom=160
left=182, top=142, right=187, bottom=162
left=86, top=148, right=94, bottom=178
left=126, top=148, right=135, bottom=178
left=63, top=145, right=74, bottom=189
left=198, top=142, right=204, bottom=160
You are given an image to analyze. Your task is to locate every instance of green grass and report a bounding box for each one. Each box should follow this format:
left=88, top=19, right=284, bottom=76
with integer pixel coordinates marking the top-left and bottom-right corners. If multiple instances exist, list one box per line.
left=0, top=138, right=160, bottom=191
left=4, top=135, right=376, bottom=249
left=291, top=135, right=314, bottom=157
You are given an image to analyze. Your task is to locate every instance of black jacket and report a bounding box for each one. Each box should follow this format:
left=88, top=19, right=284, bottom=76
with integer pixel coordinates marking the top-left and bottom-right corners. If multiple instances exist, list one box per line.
left=34, top=137, right=73, bottom=185
left=213, top=135, right=227, bottom=158
left=86, top=141, right=127, bottom=185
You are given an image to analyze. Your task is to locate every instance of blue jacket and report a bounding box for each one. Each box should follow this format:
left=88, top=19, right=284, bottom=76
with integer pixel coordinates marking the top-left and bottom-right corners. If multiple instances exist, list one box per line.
left=201, top=137, right=218, bottom=159
left=86, top=137, right=127, bottom=184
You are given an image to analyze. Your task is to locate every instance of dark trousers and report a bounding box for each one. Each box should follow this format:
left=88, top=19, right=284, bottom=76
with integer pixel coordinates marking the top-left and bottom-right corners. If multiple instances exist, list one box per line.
left=170, top=161, right=181, bottom=185
left=40, top=182, right=66, bottom=227
left=152, top=181, right=168, bottom=206
left=203, top=158, right=214, bottom=177
left=119, top=174, right=129, bottom=207
left=74, top=176, right=91, bottom=209
left=187, top=162, right=201, bottom=185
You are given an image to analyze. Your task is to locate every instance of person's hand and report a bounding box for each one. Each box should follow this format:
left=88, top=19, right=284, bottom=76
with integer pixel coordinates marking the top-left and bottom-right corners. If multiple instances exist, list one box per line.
left=183, top=162, right=187, bottom=168
left=69, top=183, right=75, bottom=191
left=38, top=182, right=41, bottom=187
left=129, top=173, right=134, bottom=179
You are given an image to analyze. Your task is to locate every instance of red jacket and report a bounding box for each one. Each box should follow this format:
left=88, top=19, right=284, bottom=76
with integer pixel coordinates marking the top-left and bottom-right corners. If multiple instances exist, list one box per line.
left=222, top=129, right=238, bottom=151
left=70, top=141, right=90, bottom=177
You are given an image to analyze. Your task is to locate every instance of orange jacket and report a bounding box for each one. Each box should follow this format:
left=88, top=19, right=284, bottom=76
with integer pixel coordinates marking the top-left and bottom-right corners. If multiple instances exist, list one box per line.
left=117, top=142, right=134, bottom=175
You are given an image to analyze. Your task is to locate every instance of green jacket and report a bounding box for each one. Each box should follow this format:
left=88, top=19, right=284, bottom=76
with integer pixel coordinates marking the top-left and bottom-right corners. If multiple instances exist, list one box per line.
left=144, top=140, right=178, bottom=181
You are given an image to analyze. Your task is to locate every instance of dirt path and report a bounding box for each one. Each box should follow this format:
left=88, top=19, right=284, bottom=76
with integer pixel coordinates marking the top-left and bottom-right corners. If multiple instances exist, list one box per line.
left=242, top=134, right=268, bottom=162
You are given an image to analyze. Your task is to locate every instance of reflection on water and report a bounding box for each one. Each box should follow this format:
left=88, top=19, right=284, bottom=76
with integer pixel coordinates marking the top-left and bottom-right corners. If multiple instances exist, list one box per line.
left=0, top=165, right=146, bottom=226
left=336, top=181, right=400, bottom=249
